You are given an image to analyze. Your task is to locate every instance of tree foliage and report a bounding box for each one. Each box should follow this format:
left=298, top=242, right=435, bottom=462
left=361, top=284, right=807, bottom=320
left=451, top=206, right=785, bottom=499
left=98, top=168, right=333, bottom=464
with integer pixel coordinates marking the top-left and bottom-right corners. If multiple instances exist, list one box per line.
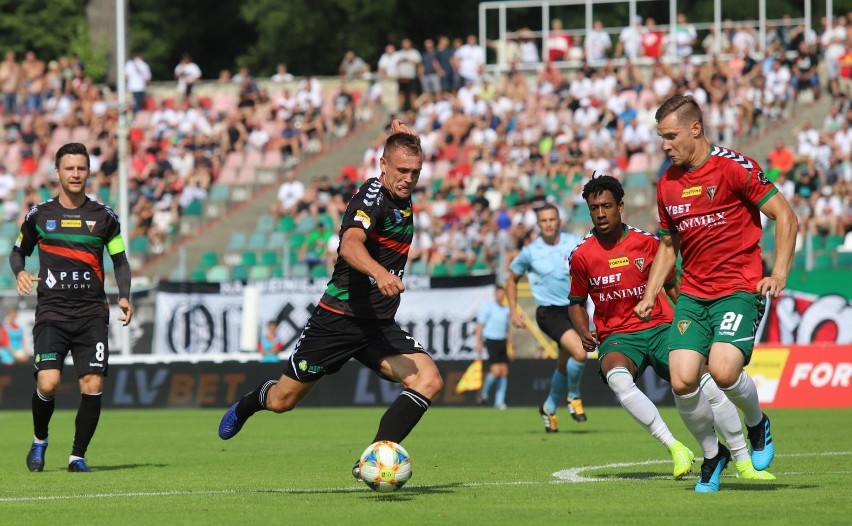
left=0, top=0, right=88, bottom=59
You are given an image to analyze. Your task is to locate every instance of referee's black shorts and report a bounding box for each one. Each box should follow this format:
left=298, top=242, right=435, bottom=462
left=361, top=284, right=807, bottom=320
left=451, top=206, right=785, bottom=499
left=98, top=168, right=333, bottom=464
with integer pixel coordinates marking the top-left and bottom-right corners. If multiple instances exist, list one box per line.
left=535, top=305, right=575, bottom=344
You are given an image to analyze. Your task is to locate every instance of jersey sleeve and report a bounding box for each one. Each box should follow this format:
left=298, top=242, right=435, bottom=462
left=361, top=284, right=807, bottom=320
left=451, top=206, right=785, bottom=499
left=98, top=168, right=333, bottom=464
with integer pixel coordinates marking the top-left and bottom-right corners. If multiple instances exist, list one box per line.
left=104, top=207, right=126, bottom=256
left=477, top=304, right=490, bottom=324
left=13, top=207, right=39, bottom=257
left=509, top=245, right=531, bottom=276
left=568, top=250, right=589, bottom=304
left=656, top=181, right=675, bottom=236
left=738, top=157, right=778, bottom=208
left=340, top=180, right=384, bottom=236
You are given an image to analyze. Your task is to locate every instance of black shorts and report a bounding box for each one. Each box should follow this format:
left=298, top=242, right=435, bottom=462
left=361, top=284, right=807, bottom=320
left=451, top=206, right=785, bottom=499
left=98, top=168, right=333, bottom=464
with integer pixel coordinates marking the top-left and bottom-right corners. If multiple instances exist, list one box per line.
left=484, top=339, right=508, bottom=366
left=283, top=306, right=430, bottom=382
left=33, top=318, right=110, bottom=378
left=535, top=305, right=575, bottom=344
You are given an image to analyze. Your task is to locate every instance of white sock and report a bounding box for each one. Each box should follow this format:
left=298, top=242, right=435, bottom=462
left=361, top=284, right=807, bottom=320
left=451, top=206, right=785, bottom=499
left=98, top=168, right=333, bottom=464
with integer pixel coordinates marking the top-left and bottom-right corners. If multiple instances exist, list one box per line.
left=674, top=388, right=719, bottom=459
left=33, top=436, right=47, bottom=445
left=69, top=455, right=84, bottom=463
left=607, top=368, right=675, bottom=448
left=700, top=373, right=749, bottom=462
left=720, top=370, right=763, bottom=427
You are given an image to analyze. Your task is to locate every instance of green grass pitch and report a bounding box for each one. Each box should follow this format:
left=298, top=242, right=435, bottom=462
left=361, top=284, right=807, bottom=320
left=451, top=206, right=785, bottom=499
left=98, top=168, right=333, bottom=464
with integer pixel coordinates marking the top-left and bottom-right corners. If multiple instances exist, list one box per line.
left=0, top=407, right=849, bottom=525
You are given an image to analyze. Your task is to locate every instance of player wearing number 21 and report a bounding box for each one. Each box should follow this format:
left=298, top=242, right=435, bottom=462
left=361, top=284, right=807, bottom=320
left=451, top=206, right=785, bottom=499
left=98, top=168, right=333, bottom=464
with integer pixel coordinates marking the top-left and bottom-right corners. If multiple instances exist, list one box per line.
left=635, top=95, right=797, bottom=491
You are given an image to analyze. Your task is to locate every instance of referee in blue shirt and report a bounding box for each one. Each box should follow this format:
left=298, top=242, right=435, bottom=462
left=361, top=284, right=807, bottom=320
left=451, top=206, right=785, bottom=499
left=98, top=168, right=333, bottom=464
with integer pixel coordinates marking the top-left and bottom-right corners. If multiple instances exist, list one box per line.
left=475, top=285, right=512, bottom=409
left=507, top=204, right=588, bottom=432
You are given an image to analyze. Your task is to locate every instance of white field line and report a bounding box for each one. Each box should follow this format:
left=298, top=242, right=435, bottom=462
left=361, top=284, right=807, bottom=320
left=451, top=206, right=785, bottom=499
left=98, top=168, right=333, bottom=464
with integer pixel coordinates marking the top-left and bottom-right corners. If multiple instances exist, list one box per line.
left=1, top=451, right=849, bottom=503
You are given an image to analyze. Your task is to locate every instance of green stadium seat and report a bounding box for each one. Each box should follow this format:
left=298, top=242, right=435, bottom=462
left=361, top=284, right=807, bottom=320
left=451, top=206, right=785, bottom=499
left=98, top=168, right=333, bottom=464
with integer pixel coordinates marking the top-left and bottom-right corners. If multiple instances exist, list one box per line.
left=209, top=184, right=230, bottom=201
left=256, top=214, right=276, bottom=233
left=228, top=232, right=248, bottom=251
left=296, top=214, right=316, bottom=233
left=97, top=186, right=112, bottom=205
left=241, top=251, right=258, bottom=267
left=190, top=269, right=207, bottom=282
left=183, top=199, right=203, bottom=217
left=318, top=213, right=336, bottom=231
left=278, top=215, right=296, bottom=232
left=825, top=234, right=844, bottom=251
left=761, top=234, right=775, bottom=251
left=431, top=262, right=449, bottom=277
left=289, top=232, right=306, bottom=250
left=231, top=265, right=249, bottom=281
left=130, top=236, right=150, bottom=254
left=471, top=260, right=491, bottom=274
left=206, top=265, right=230, bottom=282
left=0, top=273, right=14, bottom=290
left=449, top=261, right=471, bottom=276
left=168, top=268, right=188, bottom=281
left=409, top=260, right=429, bottom=276
left=792, top=251, right=806, bottom=271
left=814, top=252, right=834, bottom=270
left=260, top=250, right=279, bottom=266
left=248, top=265, right=271, bottom=280
left=198, top=251, right=218, bottom=270
left=310, top=265, right=329, bottom=279
left=248, top=231, right=267, bottom=250
left=837, top=251, right=852, bottom=268
left=809, top=235, right=825, bottom=251
left=267, top=231, right=287, bottom=250
left=1, top=222, right=18, bottom=238
left=289, top=263, right=310, bottom=278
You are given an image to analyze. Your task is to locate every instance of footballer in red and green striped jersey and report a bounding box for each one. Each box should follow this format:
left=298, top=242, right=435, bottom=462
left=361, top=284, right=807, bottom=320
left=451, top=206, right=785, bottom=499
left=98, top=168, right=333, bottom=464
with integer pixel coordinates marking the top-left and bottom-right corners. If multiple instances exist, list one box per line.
left=569, top=225, right=675, bottom=343
left=319, top=176, right=413, bottom=319
left=14, top=196, right=125, bottom=324
left=656, top=144, right=776, bottom=299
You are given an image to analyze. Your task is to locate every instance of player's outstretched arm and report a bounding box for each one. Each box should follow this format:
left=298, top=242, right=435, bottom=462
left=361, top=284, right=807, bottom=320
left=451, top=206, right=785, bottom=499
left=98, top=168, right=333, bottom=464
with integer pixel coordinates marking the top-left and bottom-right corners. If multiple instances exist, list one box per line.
left=635, top=234, right=678, bottom=321
left=339, top=227, right=404, bottom=297
left=757, top=193, right=798, bottom=298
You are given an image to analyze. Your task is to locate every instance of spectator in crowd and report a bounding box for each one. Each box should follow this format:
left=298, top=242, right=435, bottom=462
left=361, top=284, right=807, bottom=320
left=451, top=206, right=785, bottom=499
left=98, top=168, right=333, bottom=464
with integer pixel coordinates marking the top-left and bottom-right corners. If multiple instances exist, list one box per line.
left=585, top=20, right=611, bottom=62
left=516, top=28, right=540, bottom=65
left=0, top=51, right=20, bottom=115
left=455, top=34, right=485, bottom=85
left=435, top=35, right=456, bottom=94
left=671, top=13, right=698, bottom=57
left=420, top=38, right=443, bottom=96
left=615, top=15, right=644, bottom=60
left=272, top=170, right=306, bottom=220
left=546, top=19, right=573, bottom=63
left=641, top=17, right=665, bottom=59
left=0, top=307, right=28, bottom=365
left=270, top=63, right=294, bottom=83
left=339, top=50, right=369, bottom=80
left=768, top=139, right=796, bottom=179
left=377, top=43, right=398, bottom=80
left=395, top=38, right=422, bottom=111
left=258, top=320, right=284, bottom=363
left=811, top=185, right=844, bottom=236
left=125, top=52, right=152, bottom=113
left=791, top=40, right=820, bottom=101
left=21, top=50, right=45, bottom=115
left=174, top=53, right=202, bottom=99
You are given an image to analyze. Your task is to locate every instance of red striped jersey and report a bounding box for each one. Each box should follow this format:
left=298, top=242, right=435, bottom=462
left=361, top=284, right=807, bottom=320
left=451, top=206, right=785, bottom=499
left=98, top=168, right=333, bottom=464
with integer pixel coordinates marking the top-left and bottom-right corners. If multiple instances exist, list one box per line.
left=14, top=197, right=125, bottom=324
left=319, top=177, right=412, bottom=319
left=568, top=225, right=673, bottom=342
left=657, top=145, right=777, bottom=299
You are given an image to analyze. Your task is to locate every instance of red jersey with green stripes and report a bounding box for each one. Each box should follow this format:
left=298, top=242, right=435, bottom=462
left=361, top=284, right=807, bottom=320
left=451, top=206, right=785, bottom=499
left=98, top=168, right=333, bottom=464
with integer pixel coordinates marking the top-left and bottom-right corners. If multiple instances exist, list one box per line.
left=568, top=225, right=674, bottom=341
left=319, top=177, right=412, bottom=319
left=657, top=145, right=777, bottom=299
left=14, top=197, right=124, bottom=324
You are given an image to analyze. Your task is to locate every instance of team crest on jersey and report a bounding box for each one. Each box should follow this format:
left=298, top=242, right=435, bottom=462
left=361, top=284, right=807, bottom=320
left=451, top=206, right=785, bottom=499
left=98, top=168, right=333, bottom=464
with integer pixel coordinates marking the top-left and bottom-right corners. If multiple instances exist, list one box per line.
left=677, top=320, right=691, bottom=335
left=634, top=258, right=645, bottom=272
left=354, top=210, right=371, bottom=229
left=756, top=169, right=770, bottom=185
left=45, top=220, right=56, bottom=232
left=86, top=221, right=96, bottom=232
left=706, top=186, right=717, bottom=203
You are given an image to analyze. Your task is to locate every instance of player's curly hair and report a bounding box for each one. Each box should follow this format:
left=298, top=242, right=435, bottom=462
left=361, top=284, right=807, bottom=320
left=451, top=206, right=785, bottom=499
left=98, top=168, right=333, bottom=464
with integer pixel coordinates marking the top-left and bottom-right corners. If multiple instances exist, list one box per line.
left=581, top=172, right=624, bottom=203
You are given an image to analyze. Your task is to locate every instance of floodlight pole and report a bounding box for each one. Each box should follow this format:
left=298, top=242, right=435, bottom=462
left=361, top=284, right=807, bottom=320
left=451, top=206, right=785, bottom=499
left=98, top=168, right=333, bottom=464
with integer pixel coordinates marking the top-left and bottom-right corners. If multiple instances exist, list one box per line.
left=116, top=0, right=132, bottom=355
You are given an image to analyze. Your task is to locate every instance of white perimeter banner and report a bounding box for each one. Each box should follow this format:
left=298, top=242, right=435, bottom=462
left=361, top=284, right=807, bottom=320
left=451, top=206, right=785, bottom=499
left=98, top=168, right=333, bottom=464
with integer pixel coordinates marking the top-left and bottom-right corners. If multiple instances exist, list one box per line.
left=154, top=277, right=493, bottom=360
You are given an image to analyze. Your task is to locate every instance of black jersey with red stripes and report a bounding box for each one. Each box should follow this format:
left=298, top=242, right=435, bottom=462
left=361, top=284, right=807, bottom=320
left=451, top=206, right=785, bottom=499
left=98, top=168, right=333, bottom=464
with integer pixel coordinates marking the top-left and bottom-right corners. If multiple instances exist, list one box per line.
left=13, top=197, right=125, bottom=324
left=318, top=177, right=413, bottom=319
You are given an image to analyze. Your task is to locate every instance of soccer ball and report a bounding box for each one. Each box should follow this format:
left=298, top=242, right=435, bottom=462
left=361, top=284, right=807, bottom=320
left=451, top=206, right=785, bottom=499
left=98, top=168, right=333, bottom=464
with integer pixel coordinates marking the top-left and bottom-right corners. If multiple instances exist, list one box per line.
left=358, top=440, right=412, bottom=493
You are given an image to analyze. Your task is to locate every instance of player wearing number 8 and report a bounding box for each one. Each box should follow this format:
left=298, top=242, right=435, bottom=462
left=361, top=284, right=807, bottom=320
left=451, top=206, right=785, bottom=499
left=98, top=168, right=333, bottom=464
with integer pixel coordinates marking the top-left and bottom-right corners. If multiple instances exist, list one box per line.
left=635, top=95, right=797, bottom=491
left=11, top=143, right=134, bottom=473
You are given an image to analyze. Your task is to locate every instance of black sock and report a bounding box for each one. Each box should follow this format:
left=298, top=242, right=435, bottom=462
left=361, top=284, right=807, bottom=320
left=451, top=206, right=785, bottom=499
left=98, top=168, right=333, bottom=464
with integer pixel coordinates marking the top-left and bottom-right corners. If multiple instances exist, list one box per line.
left=71, top=393, right=101, bottom=458
left=32, top=390, right=55, bottom=441
left=372, top=388, right=431, bottom=444
left=235, top=380, right=277, bottom=420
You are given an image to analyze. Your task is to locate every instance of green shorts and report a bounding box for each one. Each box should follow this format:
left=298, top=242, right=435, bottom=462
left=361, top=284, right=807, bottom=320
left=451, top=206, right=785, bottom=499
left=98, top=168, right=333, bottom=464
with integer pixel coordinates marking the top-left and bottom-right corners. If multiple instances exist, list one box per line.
left=668, top=291, right=766, bottom=364
left=599, top=324, right=671, bottom=382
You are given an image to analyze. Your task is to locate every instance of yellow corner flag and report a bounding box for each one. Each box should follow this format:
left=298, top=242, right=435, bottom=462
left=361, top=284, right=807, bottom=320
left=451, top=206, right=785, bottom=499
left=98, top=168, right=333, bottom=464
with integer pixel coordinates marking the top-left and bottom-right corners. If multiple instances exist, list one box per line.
left=455, top=360, right=483, bottom=394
